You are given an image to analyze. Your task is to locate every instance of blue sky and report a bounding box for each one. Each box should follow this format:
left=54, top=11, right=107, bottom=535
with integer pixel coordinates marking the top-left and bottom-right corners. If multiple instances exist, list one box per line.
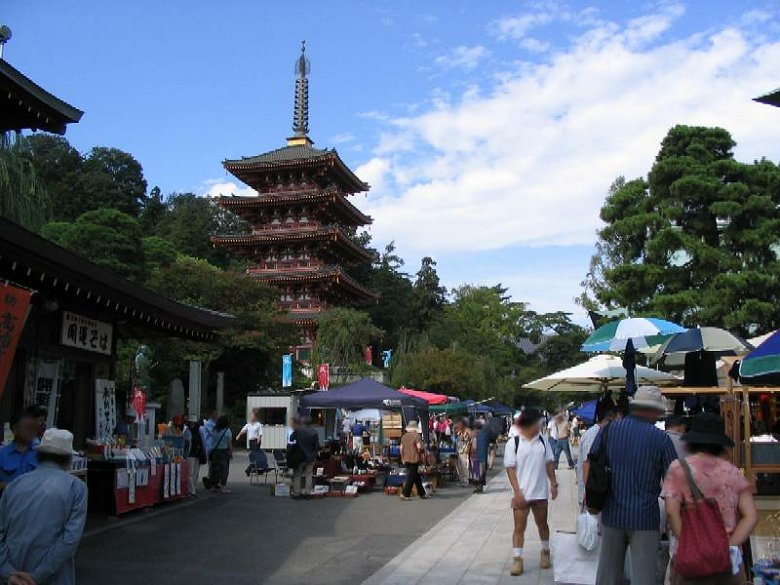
left=6, top=1, right=780, bottom=323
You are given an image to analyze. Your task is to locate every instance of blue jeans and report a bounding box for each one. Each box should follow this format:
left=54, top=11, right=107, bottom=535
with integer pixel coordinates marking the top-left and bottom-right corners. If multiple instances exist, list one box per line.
left=553, top=438, right=574, bottom=468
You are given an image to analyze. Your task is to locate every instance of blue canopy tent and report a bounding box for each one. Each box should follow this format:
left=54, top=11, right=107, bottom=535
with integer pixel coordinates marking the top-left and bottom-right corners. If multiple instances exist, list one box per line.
left=463, top=399, right=492, bottom=414
left=300, top=378, right=428, bottom=410
left=572, top=400, right=597, bottom=424
left=486, top=400, right=512, bottom=416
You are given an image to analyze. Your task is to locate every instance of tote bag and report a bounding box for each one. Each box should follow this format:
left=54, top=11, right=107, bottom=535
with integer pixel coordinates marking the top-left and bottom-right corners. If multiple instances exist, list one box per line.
left=673, top=458, right=731, bottom=579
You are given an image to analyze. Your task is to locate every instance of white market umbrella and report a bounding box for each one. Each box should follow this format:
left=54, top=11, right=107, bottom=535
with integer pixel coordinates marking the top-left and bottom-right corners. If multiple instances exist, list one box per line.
left=523, top=354, right=681, bottom=393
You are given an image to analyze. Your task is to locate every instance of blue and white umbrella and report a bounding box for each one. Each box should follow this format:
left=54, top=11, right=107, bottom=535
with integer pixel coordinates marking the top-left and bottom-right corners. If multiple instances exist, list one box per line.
left=581, top=317, right=687, bottom=352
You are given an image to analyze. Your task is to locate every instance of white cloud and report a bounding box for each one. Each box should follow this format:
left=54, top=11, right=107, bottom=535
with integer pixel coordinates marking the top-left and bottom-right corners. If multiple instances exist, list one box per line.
left=434, top=45, right=490, bottom=71
left=330, top=132, right=355, bottom=144
left=363, top=8, right=780, bottom=267
left=200, top=179, right=256, bottom=198
left=520, top=37, right=551, bottom=53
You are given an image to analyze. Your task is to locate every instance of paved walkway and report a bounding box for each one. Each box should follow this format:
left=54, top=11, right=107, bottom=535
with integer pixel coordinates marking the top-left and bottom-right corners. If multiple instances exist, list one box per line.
left=362, top=467, right=579, bottom=585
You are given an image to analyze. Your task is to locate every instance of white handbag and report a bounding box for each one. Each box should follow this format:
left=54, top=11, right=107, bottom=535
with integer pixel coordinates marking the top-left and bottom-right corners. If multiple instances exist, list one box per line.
left=552, top=531, right=600, bottom=585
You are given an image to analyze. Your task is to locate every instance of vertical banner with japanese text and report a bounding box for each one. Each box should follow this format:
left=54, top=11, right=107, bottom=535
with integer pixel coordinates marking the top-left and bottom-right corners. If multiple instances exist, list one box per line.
left=0, top=283, right=33, bottom=398
left=317, top=363, right=329, bottom=391
left=281, top=354, right=293, bottom=388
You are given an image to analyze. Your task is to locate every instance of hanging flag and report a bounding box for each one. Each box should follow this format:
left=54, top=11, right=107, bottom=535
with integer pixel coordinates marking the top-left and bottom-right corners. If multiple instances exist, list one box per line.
left=317, top=363, right=329, bottom=390
left=0, top=283, right=33, bottom=399
left=282, top=354, right=293, bottom=388
left=381, top=349, right=393, bottom=369
left=364, top=345, right=373, bottom=366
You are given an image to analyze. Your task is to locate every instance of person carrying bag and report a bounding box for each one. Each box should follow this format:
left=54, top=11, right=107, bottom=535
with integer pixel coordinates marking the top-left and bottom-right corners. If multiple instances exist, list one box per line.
left=662, top=413, right=758, bottom=585
left=584, top=424, right=611, bottom=512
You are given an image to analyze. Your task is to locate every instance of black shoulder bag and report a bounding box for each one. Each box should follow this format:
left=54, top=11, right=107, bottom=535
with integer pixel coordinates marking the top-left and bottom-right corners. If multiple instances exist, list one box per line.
left=585, top=424, right=612, bottom=512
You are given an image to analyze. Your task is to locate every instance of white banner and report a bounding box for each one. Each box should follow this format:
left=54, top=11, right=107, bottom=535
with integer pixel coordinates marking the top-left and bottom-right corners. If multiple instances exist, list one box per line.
left=95, top=379, right=117, bottom=440
left=61, top=311, right=113, bottom=355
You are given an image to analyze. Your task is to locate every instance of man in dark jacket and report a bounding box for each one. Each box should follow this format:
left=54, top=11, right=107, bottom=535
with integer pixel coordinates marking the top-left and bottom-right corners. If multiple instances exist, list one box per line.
left=289, top=415, right=320, bottom=498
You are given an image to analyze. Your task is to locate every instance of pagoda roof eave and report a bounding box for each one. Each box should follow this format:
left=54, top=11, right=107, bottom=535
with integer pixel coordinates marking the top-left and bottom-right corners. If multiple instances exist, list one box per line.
left=253, top=266, right=379, bottom=303
left=215, top=191, right=372, bottom=226
left=222, top=145, right=368, bottom=193
left=210, top=227, right=374, bottom=263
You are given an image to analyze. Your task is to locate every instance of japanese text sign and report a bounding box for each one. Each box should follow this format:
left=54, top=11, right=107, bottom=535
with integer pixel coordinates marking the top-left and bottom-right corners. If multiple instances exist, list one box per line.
left=61, top=311, right=113, bottom=355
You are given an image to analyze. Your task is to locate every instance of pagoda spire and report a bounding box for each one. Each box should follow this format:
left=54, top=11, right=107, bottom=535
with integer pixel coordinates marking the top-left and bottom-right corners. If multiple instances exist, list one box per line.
left=288, top=41, right=312, bottom=146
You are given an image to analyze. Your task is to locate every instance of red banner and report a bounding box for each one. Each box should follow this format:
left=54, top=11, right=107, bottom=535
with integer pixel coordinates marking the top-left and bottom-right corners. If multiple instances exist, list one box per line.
left=0, top=283, right=33, bottom=399
left=317, top=363, right=329, bottom=391
left=364, top=345, right=373, bottom=366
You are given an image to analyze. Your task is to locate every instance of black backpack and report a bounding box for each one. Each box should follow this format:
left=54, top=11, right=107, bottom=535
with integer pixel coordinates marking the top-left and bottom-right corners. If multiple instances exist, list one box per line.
left=585, top=424, right=612, bottom=512
left=513, top=434, right=547, bottom=453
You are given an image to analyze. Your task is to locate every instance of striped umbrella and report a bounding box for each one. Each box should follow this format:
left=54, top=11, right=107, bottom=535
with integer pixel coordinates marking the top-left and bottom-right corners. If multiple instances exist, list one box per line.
left=581, top=317, right=686, bottom=352
left=739, top=330, right=780, bottom=380
left=655, top=327, right=751, bottom=357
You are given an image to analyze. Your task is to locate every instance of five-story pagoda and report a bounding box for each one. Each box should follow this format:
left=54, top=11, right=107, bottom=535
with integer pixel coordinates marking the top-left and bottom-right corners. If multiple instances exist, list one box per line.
left=212, top=43, right=377, bottom=362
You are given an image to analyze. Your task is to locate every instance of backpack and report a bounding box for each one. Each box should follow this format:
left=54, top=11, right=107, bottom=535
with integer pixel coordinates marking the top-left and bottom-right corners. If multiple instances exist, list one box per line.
left=585, top=424, right=612, bottom=512
left=514, top=434, right=547, bottom=453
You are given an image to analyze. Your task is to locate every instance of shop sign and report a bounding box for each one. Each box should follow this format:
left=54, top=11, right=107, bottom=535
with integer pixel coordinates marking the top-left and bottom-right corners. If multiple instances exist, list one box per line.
left=60, top=311, right=112, bottom=355
left=0, top=283, right=33, bottom=398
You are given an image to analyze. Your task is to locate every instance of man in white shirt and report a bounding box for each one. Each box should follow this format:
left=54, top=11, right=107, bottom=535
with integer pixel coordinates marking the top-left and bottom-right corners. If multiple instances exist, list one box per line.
left=236, top=409, right=264, bottom=476
left=504, top=408, right=557, bottom=577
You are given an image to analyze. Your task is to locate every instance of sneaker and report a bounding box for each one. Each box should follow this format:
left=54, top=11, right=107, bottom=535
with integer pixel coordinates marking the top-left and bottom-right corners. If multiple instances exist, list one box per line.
left=540, top=549, right=551, bottom=569
left=510, top=557, right=524, bottom=576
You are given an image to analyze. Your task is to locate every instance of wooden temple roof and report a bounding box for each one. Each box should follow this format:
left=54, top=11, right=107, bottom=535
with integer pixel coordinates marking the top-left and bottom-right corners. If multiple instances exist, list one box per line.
left=210, top=227, right=374, bottom=263
left=215, top=189, right=372, bottom=227
left=223, top=145, right=369, bottom=194
left=255, top=265, right=378, bottom=303
left=755, top=86, right=780, bottom=107
left=0, top=217, right=233, bottom=341
left=0, top=60, right=83, bottom=135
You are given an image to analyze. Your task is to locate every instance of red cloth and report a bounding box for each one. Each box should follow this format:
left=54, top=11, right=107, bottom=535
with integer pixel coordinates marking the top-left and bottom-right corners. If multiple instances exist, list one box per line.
left=398, top=387, right=448, bottom=405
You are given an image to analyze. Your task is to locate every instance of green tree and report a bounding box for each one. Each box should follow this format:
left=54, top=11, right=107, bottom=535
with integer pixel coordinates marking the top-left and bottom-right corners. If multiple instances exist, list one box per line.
left=313, top=308, right=380, bottom=371
left=141, top=236, right=177, bottom=274
left=41, top=209, right=147, bottom=281
left=366, top=242, right=415, bottom=346
left=391, top=344, right=495, bottom=398
left=411, top=256, right=447, bottom=330
left=582, top=125, right=780, bottom=335
left=0, top=133, right=50, bottom=230
left=23, top=134, right=83, bottom=221
left=140, top=186, right=166, bottom=231
left=80, top=147, right=148, bottom=216
left=145, top=256, right=293, bottom=405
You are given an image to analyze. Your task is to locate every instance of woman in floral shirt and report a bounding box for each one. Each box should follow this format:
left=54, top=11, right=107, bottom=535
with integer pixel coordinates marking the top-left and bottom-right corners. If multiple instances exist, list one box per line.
left=662, top=413, right=758, bottom=585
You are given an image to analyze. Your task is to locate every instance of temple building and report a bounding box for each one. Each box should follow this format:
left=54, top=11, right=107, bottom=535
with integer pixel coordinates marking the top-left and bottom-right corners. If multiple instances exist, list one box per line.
left=212, top=43, right=376, bottom=362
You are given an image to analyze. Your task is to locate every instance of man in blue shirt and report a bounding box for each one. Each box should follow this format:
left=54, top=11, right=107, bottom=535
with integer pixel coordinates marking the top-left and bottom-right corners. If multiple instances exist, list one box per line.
left=0, top=413, right=38, bottom=490
left=0, top=428, right=87, bottom=585
left=589, top=386, right=677, bottom=585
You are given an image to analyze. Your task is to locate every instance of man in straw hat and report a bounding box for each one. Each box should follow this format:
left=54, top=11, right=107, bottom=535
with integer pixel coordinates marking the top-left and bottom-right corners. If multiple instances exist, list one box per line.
left=589, top=386, right=677, bottom=585
left=0, top=429, right=87, bottom=585
left=400, top=419, right=428, bottom=501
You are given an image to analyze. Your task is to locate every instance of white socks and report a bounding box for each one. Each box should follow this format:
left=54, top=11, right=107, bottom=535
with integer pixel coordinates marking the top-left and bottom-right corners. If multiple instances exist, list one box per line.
left=513, top=548, right=523, bottom=558
left=541, top=541, right=550, bottom=551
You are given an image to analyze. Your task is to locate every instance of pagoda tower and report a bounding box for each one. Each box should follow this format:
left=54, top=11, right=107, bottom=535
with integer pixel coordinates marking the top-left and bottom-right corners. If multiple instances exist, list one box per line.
left=212, top=42, right=376, bottom=362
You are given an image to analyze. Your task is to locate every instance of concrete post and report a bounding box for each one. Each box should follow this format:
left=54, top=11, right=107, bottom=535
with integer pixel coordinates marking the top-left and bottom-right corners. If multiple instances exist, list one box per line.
left=188, top=361, right=201, bottom=419
left=216, top=372, right=225, bottom=415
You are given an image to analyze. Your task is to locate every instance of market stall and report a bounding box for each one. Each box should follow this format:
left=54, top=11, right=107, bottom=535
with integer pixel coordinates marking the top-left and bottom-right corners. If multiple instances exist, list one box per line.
left=300, top=379, right=435, bottom=495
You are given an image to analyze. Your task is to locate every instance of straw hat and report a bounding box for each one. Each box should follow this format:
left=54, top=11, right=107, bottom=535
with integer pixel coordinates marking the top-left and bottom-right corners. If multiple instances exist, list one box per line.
left=630, top=386, right=666, bottom=412
left=37, top=429, right=75, bottom=456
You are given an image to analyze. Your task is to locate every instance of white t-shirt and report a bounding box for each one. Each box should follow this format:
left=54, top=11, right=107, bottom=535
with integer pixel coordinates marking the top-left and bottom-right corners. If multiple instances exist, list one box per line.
left=240, top=421, right=263, bottom=447
left=547, top=418, right=558, bottom=440
left=503, top=433, right=554, bottom=501
left=508, top=424, right=520, bottom=439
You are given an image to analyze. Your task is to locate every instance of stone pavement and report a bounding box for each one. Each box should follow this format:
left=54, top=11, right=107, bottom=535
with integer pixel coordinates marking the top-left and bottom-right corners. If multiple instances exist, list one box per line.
left=362, top=466, right=579, bottom=585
